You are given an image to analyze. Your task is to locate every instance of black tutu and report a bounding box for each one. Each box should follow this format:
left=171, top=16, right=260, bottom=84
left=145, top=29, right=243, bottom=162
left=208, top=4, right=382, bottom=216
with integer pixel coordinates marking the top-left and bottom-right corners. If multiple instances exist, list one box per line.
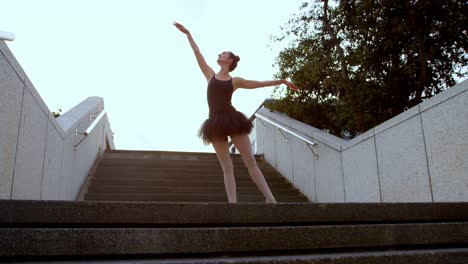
left=198, top=108, right=253, bottom=145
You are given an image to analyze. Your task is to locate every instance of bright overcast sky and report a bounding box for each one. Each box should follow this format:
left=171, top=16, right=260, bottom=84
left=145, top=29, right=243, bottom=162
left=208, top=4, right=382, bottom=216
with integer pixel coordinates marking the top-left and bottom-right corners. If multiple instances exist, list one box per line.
left=1, top=0, right=304, bottom=152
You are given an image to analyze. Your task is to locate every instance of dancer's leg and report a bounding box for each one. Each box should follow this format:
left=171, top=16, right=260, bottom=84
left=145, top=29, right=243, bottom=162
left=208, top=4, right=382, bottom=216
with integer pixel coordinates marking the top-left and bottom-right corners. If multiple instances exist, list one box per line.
left=230, top=133, right=277, bottom=203
left=211, top=137, right=237, bottom=203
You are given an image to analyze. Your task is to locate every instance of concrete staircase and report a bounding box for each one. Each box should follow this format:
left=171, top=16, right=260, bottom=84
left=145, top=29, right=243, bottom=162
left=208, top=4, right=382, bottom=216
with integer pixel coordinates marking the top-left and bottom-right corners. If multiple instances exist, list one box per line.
left=82, top=150, right=310, bottom=203
left=1, top=200, right=468, bottom=262
left=1, top=149, right=467, bottom=263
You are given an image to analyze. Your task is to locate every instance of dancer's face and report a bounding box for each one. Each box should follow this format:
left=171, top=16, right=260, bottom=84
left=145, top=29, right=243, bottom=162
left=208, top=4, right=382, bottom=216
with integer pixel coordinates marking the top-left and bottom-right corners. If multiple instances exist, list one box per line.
left=217, top=51, right=233, bottom=66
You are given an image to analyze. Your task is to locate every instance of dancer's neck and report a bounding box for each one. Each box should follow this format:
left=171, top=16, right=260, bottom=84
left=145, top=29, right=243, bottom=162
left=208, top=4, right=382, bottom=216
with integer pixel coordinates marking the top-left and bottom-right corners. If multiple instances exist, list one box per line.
left=217, top=66, right=230, bottom=78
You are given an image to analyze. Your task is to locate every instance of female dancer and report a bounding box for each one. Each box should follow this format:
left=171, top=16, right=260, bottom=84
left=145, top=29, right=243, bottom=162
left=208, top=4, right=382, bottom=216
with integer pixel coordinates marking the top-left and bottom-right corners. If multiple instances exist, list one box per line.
left=173, top=22, right=299, bottom=204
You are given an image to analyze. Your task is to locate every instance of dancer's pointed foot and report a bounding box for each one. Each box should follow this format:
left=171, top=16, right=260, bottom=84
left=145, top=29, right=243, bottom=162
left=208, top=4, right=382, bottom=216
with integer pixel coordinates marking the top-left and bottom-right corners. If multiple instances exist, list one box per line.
left=265, top=198, right=277, bottom=204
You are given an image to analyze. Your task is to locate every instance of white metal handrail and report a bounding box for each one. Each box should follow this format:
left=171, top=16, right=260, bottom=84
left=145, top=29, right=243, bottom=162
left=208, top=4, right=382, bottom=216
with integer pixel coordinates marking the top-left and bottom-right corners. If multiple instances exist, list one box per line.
left=74, top=110, right=106, bottom=149
left=227, top=99, right=320, bottom=158
left=255, top=113, right=319, bottom=159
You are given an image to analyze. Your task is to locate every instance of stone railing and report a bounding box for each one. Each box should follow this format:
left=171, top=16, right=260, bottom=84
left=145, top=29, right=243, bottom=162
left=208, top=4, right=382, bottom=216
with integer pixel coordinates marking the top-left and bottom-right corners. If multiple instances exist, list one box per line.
left=0, top=41, right=115, bottom=201
left=253, top=79, right=467, bottom=203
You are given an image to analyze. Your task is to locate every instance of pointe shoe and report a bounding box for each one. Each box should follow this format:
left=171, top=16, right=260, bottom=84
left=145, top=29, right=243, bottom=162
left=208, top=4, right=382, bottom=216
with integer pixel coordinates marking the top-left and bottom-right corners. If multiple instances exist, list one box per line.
left=265, top=199, right=277, bottom=204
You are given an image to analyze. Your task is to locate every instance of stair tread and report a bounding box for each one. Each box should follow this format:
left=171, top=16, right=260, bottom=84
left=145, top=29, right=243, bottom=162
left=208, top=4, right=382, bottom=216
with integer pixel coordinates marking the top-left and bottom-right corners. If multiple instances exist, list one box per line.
left=1, top=223, right=467, bottom=256
left=102, top=150, right=264, bottom=161
left=84, top=194, right=308, bottom=203
left=6, top=248, right=468, bottom=264
left=2, top=200, right=467, bottom=224
left=81, top=149, right=304, bottom=204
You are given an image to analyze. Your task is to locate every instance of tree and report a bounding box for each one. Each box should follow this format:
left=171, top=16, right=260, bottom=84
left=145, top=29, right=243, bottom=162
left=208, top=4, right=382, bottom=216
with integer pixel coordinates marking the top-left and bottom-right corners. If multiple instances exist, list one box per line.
left=52, top=108, right=63, bottom=118
left=268, top=0, right=467, bottom=138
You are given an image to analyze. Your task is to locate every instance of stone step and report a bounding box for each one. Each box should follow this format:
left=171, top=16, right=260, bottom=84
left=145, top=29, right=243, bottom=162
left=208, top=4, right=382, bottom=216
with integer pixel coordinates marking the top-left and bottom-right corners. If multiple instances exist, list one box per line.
left=84, top=150, right=305, bottom=204
left=1, top=222, right=467, bottom=256
left=84, top=193, right=309, bottom=202
left=91, top=173, right=286, bottom=182
left=92, top=171, right=284, bottom=181
left=89, top=178, right=294, bottom=188
left=2, top=200, right=467, bottom=225
left=103, top=150, right=264, bottom=162
left=86, top=185, right=300, bottom=196
left=5, top=248, right=468, bottom=263
left=94, top=166, right=279, bottom=177
left=98, top=158, right=270, bottom=169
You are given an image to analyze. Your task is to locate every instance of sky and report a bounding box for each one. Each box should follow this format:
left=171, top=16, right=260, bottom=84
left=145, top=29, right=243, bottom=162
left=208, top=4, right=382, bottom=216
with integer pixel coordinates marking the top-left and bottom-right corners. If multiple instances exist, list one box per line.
left=1, top=0, right=305, bottom=153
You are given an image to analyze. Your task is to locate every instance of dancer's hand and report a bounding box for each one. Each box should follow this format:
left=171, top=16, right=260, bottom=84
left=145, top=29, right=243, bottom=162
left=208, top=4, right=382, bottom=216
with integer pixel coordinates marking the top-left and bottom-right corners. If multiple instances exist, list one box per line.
left=283, top=79, right=300, bottom=92
left=173, top=22, right=190, bottom=35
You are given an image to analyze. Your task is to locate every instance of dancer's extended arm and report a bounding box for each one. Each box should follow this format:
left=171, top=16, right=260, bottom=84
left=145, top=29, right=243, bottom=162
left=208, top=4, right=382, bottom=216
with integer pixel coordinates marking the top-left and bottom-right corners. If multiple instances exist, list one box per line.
left=233, top=77, right=299, bottom=91
left=173, top=22, right=214, bottom=81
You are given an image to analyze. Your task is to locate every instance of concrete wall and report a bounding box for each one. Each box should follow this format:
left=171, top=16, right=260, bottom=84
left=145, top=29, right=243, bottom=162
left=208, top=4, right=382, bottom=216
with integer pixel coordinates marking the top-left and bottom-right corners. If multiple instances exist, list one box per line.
left=0, top=40, right=115, bottom=200
left=254, top=79, right=468, bottom=203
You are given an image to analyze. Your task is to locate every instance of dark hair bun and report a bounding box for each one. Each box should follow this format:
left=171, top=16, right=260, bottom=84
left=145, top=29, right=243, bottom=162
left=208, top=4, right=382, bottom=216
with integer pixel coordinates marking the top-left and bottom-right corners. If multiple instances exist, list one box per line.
left=229, top=52, right=240, bottom=72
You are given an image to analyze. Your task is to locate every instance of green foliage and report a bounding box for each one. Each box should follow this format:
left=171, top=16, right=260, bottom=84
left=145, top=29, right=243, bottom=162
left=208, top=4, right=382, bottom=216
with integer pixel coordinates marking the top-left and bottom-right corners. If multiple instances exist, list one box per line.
left=269, top=0, right=467, bottom=138
left=52, top=108, right=63, bottom=118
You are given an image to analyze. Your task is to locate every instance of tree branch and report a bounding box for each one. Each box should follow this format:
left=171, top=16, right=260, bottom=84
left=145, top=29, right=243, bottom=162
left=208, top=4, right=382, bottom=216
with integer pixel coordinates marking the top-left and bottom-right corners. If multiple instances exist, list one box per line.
left=322, top=0, right=349, bottom=81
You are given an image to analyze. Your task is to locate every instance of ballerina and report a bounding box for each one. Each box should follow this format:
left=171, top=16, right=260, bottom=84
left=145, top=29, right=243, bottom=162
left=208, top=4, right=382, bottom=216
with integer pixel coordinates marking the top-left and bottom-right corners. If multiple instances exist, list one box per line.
left=173, top=22, right=299, bottom=204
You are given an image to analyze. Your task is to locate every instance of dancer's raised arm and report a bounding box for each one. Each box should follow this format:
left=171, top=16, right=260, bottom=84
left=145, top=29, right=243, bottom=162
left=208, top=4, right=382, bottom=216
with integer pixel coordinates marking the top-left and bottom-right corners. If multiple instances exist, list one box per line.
left=233, top=77, right=299, bottom=91
left=173, top=22, right=214, bottom=82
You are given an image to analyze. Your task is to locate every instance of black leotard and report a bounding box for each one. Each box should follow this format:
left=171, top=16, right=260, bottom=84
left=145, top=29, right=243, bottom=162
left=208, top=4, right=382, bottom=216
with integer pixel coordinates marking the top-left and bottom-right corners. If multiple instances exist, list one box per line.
left=198, top=75, right=253, bottom=145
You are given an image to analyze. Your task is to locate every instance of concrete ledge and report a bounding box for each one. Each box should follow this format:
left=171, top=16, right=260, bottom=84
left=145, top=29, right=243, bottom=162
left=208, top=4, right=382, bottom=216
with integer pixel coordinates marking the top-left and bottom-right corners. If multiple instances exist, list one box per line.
left=4, top=248, right=468, bottom=264
left=0, top=39, right=115, bottom=201
left=258, top=108, right=343, bottom=151
left=1, top=200, right=467, bottom=224
left=254, top=79, right=468, bottom=203
left=342, top=128, right=375, bottom=151
left=1, top=223, right=467, bottom=256
left=0, top=41, right=26, bottom=81
left=3, top=248, right=468, bottom=264
left=420, top=80, right=468, bottom=112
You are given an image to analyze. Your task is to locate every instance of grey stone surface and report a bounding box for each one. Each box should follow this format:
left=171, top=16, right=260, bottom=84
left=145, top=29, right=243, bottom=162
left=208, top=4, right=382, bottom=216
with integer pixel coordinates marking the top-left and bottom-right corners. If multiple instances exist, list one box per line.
left=2, top=200, right=468, bottom=223
left=420, top=79, right=468, bottom=112
left=0, top=53, right=24, bottom=199
left=342, top=128, right=375, bottom=151
left=57, top=97, right=103, bottom=136
left=274, top=128, right=293, bottom=184
left=290, top=136, right=316, bottom=201
left=258, top=108, right=343, bottom=151
left=308, top=130, right=343, bottom=151
left=59, top=135, right=75, bottom=200
left=421, top=90, right=468, bottom=202
left=72, top=127, right=103, bottom=199
left=1, top=41, right=114, bottom=201
left=374, top=104, right=421, bottom=135
left=11, top=89, right=48, bottom=199
left=315, top=144, right=345, bottom=202
left=55, top=115, right=79, bottom=136
left=87, top=148, right=309, bottom=203
left=255, top=81, right=468, bottom=203
left=254, top=118, right=264, bottom=154
left=41, top=121, right=64, bottom=200
left=102, top=114, right=115, bottom=150
left=263, top=123, right=276, bottom=168
left=342, top=137, right=381, bottom=202
left=376, top=116, right=432, bottom=202
left=0, top=41, right=27, bottom=81
left=6, top=248, right=468, bottom=264
left=23, top=75, right=64, bottom=137
left=56, top=97, right=104, bottom=136
left=1, top=223, right=466, bottom=256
